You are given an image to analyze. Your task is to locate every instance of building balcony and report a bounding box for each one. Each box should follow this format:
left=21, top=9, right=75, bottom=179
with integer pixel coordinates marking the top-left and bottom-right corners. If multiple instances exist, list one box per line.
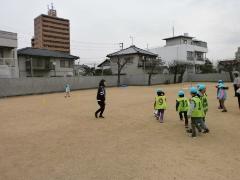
left=187, top=56, right=194, bottom=61
left=196, top=57, right=204, bottom=61
left=0, top=58, right=16, bottom=66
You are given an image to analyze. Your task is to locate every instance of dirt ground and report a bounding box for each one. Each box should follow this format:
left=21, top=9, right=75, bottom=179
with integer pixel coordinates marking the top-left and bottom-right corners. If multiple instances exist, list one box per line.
left=0, top=82, right=240, bottom=180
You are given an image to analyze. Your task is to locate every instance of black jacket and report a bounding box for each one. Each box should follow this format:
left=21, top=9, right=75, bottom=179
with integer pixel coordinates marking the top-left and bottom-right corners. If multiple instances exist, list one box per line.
left=97, top=86, right=105, bottom=101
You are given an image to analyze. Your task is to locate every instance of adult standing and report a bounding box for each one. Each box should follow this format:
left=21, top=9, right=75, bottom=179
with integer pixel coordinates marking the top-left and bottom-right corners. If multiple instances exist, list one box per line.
left=233, top=72, right=240, bottom=96
left=233, top=72, right=240, bottom=109
left=95, top=79, right=106, bottom=118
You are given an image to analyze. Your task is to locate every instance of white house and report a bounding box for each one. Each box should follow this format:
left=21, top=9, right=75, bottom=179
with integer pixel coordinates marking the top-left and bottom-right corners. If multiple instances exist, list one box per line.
left=0, top=30, right=19, bottom=78
left=150, top=33, right=208, bottom=73
left=107, top=45, right=159, bottom=75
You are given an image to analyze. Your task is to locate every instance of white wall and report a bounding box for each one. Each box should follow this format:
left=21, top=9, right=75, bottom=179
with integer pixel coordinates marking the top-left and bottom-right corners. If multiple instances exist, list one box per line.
left=0, top=31, right=17, bottom=48
left=150, top=44, right=207, bottom=66
left=110, top=55, right=145, bottom=75
left=0, top=30, right=19, bottom=78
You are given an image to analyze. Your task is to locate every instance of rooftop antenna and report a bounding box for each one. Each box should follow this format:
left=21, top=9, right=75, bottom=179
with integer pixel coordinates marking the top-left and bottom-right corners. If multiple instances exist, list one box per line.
left=48, top=3, right=57, bottom=17
left=172, top=26, right=175, bottom=37
left=130, top=36, right=134, bottom=45
left=172, top=21, right=175, bottom=37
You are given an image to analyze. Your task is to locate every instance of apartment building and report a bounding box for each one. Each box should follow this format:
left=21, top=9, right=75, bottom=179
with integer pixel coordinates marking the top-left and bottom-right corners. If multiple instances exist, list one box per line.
left=150, top=33, right=208, bottom=73
left=0, top=30, right=19, bottom=78
left=31, top=6, right=70, bottom=53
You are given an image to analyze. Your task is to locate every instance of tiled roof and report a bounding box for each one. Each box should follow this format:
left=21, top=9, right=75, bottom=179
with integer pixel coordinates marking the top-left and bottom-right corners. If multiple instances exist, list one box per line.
left=17, top=47, right=79, bottom=60
left=107, top=45, right=158, bottom=57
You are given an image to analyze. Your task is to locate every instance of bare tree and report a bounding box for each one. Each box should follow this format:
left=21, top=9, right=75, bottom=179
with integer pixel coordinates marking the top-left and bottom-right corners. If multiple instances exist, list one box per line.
left=218, top=61, right=236, bottom=82
left=169, top=61, right=187, bottom=83
left=117, top=56, right=129, bottom=86
left=145, top=57, right=164, bottom=86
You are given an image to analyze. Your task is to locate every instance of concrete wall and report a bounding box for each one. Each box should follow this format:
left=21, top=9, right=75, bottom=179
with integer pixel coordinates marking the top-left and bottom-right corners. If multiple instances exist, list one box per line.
left=0, top=76, right=122, bottom=97
left=185, top=73, right=231, bottom=82
left=0, top=73, right=232, bottom=97
left=126, top=74, right=177, bottom=85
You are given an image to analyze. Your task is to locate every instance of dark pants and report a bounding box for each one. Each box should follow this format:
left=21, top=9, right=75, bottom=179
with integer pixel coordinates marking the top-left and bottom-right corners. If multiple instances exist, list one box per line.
left=179, top=111, right=188, bottom=126
left=234, top=84, right=238, bottom=97
left=96, top=101, right=105, bottom=117
left=238, top=95, right=240, bottom=108
left=191, top=117, right=206, bottom=137
left=157, top=109, right=165, bottom=122
left=218, top=100, right=223, bottom=109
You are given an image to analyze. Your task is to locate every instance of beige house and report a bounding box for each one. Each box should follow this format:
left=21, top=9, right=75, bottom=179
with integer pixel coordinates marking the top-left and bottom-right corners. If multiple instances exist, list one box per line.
left=107, top=45, right=159, bottom=75
left=0, top=30, right=19, bottom=78
left=18, top=47, right=79, bottom=77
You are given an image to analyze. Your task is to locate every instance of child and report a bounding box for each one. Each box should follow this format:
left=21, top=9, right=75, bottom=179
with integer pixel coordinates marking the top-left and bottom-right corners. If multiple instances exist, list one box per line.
left=65, top=84, right=70, bottom=98
left=217, top=83, right=227, bottom=112
left=198, top=84, right=208, bottom=121
left=176, top=90, right=189, bottom=128
left=154, top=89, right=167, bottom=123
left=187, top=87, right=208, bottom=138
left=216, top=80, right=229, bottom=109
left=198, top=84, right=210, bottom=133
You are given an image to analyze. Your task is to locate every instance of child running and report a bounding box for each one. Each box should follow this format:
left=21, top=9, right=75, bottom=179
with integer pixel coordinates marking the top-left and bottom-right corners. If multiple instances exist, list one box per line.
left=154, top=89, right=167, bottom=123
left=187, top=87, right=208, bottom=138
left=176, top=90, right=189, bottom=128
left=65, top=84, right=70, bottom=98
left=217, top=83, right=227, bottom=112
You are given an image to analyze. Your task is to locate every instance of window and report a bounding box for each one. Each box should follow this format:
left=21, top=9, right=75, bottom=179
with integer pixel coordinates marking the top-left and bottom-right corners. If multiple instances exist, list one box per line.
left=183, top=40, right=187, bottom=44
left=36, top=60, right=43, bottom=67
left=65, top=60, right=69, bottom=68
left=187, top=51, right=194, bottom=61
left=124, top=57, right=133, bottom=64
left=0, top=49, right=3, bottom=58
left=60, top=60, right=65, bottom=67
left=60, top=60, right=73, bottom=68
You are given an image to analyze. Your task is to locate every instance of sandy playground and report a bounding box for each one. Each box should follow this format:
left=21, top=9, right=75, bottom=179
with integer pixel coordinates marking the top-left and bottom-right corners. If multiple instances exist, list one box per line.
left=0, top=82, right=240, bottom=180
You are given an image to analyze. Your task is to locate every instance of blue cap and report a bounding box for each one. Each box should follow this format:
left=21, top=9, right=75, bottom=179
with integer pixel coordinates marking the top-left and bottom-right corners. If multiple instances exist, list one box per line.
left=156, top=88, right=162, bottom=93
left=190, top=87, right=198, bottom=94
left=218, top=80, right=224, bottom=83
left=178, top=90, right=184, bottom=96
left=198, top=84, right=206, bottom=91
left=197, top=83, right=203, bottom=88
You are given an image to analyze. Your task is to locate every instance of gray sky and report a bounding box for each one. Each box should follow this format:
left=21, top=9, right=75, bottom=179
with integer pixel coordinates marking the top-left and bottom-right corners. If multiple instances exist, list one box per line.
left=1, top=0, right=240, bottom=65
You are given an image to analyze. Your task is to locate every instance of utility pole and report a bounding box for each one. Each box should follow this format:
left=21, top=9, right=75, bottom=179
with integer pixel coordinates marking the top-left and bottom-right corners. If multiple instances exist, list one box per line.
left=119, top=43, right=124, bottom=50
left=172, top=26, right=175, bottom=37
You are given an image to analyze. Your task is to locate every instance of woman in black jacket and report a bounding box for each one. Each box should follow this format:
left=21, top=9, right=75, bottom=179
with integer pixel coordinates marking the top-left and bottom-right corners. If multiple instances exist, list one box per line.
left=95, top=79, right=106, bottom=118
